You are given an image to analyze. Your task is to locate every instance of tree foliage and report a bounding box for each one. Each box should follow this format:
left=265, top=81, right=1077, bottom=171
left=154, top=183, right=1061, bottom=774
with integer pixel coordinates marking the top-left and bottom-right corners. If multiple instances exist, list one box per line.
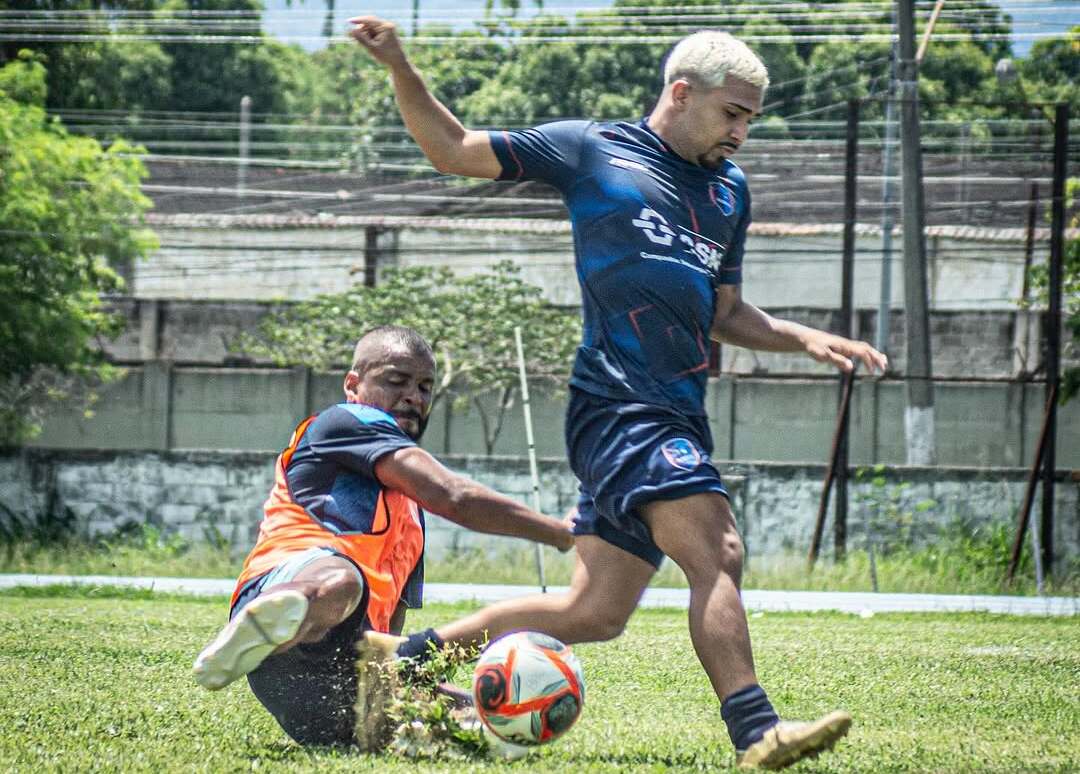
left=1019, top=26, right=1080, bottom=110
left=0, top=53, right=157, bottom=443
left=237, top=262, right=580, bottom=453
left=3, top=1, right=1074, bottom=150
left=0, top=0, right=317, bottom=122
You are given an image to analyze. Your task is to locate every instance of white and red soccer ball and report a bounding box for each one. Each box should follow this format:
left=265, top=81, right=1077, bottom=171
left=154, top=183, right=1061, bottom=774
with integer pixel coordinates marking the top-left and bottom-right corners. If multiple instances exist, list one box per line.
left=472, top=631, right=585, bottom=747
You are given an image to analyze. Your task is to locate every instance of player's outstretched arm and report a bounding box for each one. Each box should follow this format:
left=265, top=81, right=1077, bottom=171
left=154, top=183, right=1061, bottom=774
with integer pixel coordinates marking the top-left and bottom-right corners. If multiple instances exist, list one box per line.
left=374, top=446, right=574, bottom=551
left=348, top=16, right=501, bottom=179
left=711, top=285, right=888, bottom=374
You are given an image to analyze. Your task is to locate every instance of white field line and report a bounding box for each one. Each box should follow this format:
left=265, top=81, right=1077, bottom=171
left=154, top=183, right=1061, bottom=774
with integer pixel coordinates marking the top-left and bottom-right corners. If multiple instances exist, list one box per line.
left=1, top=574, right=1076, bottom=616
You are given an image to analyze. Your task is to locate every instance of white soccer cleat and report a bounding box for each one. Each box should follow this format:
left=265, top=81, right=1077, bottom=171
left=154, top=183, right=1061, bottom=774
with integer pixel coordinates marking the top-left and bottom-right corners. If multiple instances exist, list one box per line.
left=192, top=589, right=308, bottom=691
left=736, top=711, right=853, bottom=769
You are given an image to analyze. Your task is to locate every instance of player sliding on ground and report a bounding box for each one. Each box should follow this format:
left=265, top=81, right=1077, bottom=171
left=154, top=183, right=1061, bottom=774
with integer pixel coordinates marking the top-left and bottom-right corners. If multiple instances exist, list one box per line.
left=349, top=19, right=889, bottom=769
left=192, top=325, right=573, bottom=747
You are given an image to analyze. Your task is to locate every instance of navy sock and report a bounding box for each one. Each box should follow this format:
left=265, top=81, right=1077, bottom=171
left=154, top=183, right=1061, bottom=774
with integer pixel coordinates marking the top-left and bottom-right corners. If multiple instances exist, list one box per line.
left=721, top=684, right=780, bottom=751
left=395, top=628, right=444, bottom=662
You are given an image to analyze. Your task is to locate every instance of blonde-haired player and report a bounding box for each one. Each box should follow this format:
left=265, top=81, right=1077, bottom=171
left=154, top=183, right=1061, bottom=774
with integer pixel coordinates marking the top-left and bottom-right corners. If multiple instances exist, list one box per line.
left=350, top=20, right=886, bottom=768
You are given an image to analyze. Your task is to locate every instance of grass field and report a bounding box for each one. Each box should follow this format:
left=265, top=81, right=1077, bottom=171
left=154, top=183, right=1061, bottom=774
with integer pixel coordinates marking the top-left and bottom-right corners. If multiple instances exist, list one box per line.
left=1, top=586, right=1077, bottom=773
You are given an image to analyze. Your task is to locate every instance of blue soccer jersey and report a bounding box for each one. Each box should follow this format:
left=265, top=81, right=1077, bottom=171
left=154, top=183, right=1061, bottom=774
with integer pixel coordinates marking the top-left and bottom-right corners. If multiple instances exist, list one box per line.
left=489, top=120, right=750, bottom=417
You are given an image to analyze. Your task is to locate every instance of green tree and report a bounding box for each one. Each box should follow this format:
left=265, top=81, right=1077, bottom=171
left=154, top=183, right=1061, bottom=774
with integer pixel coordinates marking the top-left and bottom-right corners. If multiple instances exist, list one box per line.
left=0, top=1, right=171, bottom=113
left=308, top=31, right=505, bottom=170
left=1019, top=26, right=1079, bottom=109
left=238, top=262, right=580, bottom=454
left=158, top=0, right=313, bottom=116
left=459, top=14, right=662, bottom=125
left=0, top=53, right=157, bottom=443
left=799, top=40, right=891, bottom=121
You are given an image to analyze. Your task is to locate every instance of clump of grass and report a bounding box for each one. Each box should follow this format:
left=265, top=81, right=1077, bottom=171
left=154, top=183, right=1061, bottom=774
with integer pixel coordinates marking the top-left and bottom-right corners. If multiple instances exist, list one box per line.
left=366, top=640, right=488, bottom=760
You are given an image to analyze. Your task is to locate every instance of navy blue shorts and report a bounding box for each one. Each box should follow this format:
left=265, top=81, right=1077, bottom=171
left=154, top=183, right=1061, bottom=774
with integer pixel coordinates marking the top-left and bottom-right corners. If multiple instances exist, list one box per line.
left=230, top=549, right=371, bottom=746
left=565, top=388, right=729, bottom=568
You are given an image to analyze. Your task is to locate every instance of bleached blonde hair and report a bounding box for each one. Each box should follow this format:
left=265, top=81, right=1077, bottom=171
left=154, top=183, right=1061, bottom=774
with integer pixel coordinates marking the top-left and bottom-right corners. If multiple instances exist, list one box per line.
left=663, top=31, right=769, bottom=91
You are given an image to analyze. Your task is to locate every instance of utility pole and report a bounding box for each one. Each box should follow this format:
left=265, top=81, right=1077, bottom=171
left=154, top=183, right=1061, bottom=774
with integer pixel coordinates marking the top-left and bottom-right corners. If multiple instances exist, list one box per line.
left=897, top=0, right=935, bottom=464
left=1042, top=103, right=1069, bottom=575
left=835, top=99, right=860, bottom=559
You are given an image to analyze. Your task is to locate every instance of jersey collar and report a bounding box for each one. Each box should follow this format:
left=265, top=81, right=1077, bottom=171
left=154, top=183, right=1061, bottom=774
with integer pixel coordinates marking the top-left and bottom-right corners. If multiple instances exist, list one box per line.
left=636, top=117, right=723, bottom=177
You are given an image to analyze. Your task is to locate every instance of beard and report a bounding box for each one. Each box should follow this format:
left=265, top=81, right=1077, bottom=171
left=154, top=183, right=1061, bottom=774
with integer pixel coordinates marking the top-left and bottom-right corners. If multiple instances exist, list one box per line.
left=395, top=410, right=428, bottom=441
left=698, top=142, right=738, bottom=169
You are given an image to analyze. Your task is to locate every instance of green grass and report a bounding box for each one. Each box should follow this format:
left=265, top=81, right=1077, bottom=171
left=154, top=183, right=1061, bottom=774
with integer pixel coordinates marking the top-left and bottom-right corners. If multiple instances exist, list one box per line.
left=3, top=532, right=1077, bottom=597
left=1, top=587, right=1077, bottom=772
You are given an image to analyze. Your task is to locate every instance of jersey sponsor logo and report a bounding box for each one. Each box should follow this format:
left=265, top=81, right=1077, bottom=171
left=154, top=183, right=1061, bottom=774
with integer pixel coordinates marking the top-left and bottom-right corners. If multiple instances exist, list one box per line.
left=660, top=438, right=702, bottom=471
left=609, top=156, right=650, bottom=173
left=631, top=207, right=676, bottom=246
left=632, top=207, right=726, bottom=274
left=676, top=225, right=724, bottom=273
left=709, top=180, right=736, bottom=216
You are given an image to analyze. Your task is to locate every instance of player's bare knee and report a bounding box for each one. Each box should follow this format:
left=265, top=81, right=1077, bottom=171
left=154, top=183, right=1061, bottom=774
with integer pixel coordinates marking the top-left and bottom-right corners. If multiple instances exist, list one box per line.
left=720, top=528, right=744, bottom=568
left=679, top=526, right=743, bottom=587
left=319, top=567, right=363, bottom=616
left=567, top=604, right=629, bottom=641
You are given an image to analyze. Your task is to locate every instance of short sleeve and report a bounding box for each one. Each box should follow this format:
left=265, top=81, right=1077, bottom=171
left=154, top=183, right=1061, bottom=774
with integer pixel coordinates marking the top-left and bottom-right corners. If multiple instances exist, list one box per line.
left=719, top=176, right=751, bottom=286
left=487, top=120, right=590, bottom=191
left=302, top=404, right=416, bottom=478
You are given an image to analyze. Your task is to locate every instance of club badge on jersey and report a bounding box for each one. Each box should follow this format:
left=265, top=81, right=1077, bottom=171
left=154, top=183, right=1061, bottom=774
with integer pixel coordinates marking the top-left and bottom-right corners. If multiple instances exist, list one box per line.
left=661, top=438, right=702, bottom=471
left=709, top=180, right=736, bottom=216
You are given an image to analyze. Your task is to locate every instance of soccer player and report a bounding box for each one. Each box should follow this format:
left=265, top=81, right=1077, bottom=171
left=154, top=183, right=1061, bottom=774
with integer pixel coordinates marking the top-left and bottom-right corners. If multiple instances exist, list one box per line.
left=192, top=325, right=573, bottom=747
left=349, top=19, right=888, bottom=769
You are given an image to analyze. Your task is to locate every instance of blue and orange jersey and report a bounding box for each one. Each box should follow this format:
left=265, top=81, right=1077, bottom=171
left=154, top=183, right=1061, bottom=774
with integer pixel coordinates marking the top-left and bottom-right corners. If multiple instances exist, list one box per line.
left=489, top=119, right=750, bottom=418
left=232, top=403, right=425, bottom=633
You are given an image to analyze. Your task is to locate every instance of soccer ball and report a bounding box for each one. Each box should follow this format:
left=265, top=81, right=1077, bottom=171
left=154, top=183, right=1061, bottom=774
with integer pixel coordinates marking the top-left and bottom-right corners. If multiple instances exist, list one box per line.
left=472, top=631, right=585, bottom=746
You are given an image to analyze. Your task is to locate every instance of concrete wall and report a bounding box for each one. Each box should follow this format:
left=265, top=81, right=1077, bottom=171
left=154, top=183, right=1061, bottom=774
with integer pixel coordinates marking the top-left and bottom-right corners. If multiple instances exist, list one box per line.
left=28, top=366, right=1080, bottom=468
left=2, top=449, right=1075, bottom=563
left=140, top=225, right=1044, bottom=311
left=101, top=297, right=1064, bottom=381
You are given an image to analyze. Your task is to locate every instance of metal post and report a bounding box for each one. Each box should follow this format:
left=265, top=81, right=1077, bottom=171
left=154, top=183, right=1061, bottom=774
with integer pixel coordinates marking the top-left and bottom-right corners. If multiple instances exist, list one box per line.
left=1007, top=384, right=1056, bottom=583
left=1041, top=103, right=1068, bottom=575
left=321, top=0, right=336, bottom=38
left=876, top=47, right=898, bottom=358
left=897, top=0, right=935, bottom=464
left=363, top=226, right=379, bottom=288
left=237, top=95, right=251, bottom=198
left=808, top=370, right=856, bottom=568
left=514, top=327, right=548, bottom=592
left=835, top=99, right=860, bottom=559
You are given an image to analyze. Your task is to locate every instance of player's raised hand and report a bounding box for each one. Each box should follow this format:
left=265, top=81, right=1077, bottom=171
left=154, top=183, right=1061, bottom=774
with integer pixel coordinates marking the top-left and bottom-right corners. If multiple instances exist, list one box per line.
left=804, top=331, right=888, bottom=375
left=348, top=16, right=407, bottom=68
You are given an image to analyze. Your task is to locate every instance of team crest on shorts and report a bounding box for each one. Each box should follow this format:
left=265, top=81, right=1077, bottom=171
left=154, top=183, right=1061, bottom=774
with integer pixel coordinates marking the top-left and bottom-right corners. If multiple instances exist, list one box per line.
left=661, top=438, right=702, bottom=471
left=709, top=180, right=736, bottom=216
